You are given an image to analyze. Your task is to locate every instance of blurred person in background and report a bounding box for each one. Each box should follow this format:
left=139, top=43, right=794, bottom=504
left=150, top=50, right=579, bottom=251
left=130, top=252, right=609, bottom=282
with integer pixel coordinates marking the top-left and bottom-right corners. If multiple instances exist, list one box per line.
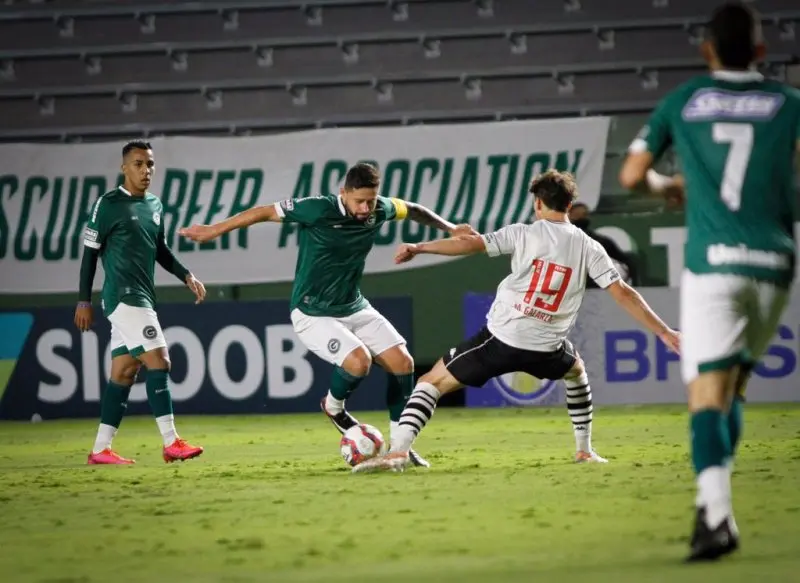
left=568, top=203, right=638, bottom=286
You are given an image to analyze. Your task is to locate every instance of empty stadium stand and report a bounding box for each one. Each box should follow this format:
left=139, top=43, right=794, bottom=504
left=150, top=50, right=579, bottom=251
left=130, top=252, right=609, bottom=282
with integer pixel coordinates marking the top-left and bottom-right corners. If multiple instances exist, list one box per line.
left=0, top=0, right=797, bottom=208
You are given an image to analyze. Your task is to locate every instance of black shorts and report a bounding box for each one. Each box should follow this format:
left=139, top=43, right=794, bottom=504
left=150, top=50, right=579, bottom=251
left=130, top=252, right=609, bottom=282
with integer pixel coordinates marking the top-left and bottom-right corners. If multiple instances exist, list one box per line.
left=442, top=326, right=577, bottom=387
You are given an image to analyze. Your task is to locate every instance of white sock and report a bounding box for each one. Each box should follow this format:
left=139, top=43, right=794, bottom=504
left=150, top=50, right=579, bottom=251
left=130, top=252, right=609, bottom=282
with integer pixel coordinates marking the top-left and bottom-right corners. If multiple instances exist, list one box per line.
left=697, top=466, right=732, bottom=529
left=390, top=421, right=401, bottom=445
left=92, top=423, right=117, bottom=454
left=564, top=372, right=593, bottom=453
left=156, top=414, right=178, bottom=446
left=325, top=392, right=345, bottom=416
left=393, top=382, right=441, bottom=452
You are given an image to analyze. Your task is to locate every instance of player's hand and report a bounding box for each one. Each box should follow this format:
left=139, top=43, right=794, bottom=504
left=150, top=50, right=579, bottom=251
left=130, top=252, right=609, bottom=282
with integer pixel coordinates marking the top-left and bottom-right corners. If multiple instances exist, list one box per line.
left=178, top=224, right=218, bottom=243
left=394, top=243, right=420, bottom=264
left=74, top=302, right=94, bottom=332
left=659, top=329, right=681, bottom=355
left=450, top=223, right=479, bottom=237
left=185, top=274, right=207, bottom=304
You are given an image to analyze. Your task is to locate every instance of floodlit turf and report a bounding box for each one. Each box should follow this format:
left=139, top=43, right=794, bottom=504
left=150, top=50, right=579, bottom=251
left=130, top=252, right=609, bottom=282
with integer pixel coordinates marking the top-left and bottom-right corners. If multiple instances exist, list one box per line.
left=0, top=404, right=798, bottom=583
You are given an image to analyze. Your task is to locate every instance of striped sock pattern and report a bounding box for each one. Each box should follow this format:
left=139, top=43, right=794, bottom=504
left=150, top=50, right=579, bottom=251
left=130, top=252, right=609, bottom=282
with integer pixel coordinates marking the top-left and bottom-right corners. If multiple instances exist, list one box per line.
left=398, top=382, right=441, bottom=439
left=564, top=373, right=593, bottom=452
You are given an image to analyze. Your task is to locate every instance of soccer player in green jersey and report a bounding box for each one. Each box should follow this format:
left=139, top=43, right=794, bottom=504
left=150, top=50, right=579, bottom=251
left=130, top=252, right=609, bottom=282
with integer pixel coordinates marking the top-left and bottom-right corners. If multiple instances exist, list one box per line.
left=619, top=1, right=799, bottom=561
left=76, top=140, right=207, bottom=465
left=180, top=162, right=476, bottom=468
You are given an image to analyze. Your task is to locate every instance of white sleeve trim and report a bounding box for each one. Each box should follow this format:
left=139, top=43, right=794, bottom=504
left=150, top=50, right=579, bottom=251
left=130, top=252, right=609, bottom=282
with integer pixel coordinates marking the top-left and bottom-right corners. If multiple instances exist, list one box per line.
left=84, top=240, right=101, bottom=250
left=273, top=202, right=285, bottom=218
left=593, top=267, right=621, bottom=289
left=628, top=138, right=649, bottom=154
left=481, top=233, right=501, bottom=257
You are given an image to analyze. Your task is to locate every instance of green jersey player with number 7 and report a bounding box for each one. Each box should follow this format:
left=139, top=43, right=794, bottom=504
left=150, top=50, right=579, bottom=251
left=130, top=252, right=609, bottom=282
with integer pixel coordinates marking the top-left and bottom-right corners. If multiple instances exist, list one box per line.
left=619, top=1, right=800, bottom=562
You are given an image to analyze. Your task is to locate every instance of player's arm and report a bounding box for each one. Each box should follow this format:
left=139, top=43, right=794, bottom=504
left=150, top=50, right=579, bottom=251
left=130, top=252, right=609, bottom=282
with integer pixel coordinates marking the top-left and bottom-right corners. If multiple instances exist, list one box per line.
left=75, top=197, right=108, bottom=332
left=589, top=242, right=678, bottom=355
left=587, top=239, right=679, bottom=353
left=605, top=281, right=680, bottom=353
left=180, top=198, right=328, bottom=243
left=402, top=200, right=477, bottom=236
left=384, top=196, right=476, bottom=236
left=618, top=97, right=684, bottom=199
left=179, top=204, right=281, bottom=243
left=394, top=224, right=520, bottom=264
left=156, top=223, right=206, bottom=304
left=395, top=234, right=485, bottom=263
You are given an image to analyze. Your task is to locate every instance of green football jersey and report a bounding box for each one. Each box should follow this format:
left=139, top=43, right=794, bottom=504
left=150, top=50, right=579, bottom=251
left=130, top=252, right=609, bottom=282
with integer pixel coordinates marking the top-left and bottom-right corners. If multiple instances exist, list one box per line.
left=276, top=194, right=408, bottom=317
left=83, top=187, right=165, bottom=316
left=632, top=70, right=800, bottom=286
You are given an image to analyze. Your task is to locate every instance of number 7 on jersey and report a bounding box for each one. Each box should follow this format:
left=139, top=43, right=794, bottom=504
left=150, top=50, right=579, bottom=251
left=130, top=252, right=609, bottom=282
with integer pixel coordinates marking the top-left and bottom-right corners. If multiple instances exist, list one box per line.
left=523, top=259, right=573, bottom=312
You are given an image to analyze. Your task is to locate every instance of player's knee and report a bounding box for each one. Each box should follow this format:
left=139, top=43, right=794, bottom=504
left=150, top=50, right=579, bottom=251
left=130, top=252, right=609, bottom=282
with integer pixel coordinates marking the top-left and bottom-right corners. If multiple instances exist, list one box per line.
left=112, top=363, right=141, bottom=385
left=418, top=360, right=460, bottom=395
left=342, top=348, right=372, bottom=377
left=141, top=354, right=171, bottom=372
left=564, top=357, right=586, bottom=381
left=392, top=347, right=415, bottom=375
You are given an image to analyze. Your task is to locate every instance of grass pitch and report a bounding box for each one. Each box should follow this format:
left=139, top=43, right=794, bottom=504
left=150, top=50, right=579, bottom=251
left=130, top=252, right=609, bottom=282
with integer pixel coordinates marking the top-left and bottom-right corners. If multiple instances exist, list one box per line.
left=0, top=404, right=798, bottom=583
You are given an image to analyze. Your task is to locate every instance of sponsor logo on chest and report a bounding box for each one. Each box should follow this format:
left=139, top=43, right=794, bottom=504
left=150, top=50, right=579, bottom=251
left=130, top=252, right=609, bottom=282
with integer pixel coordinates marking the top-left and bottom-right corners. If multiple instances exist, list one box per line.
left=682, top=89, right=785, bottom=121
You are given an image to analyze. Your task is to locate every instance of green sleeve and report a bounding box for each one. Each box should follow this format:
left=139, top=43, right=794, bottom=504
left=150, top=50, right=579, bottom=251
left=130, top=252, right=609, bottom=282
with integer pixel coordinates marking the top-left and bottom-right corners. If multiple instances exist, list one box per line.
left=376, top=195, right=410, bottom=222
left=83, top=195, right=110, bottom=251
left=629, top=96, right=673, bottom=161
left=275, top=196, right=330, bottom=226
left=156, top=221, right=191, bottom=282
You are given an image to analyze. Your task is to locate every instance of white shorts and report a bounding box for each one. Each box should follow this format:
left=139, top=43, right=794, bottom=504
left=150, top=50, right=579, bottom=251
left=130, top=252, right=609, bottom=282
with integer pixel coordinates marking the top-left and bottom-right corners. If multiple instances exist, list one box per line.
left=680, top=270, right=789, bottom=384
left=107, top=303, right=167, bottom=359
left=290, top=306, right=406, bottom=367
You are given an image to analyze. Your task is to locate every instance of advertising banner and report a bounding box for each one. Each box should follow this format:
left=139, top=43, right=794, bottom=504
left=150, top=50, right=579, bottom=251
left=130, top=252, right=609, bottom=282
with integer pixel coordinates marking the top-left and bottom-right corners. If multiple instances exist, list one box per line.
left=463, top=289, right=799, bottom=406
left=0, top=297, right=412, bottom=420
left=0, top=117, right=610, bottom=293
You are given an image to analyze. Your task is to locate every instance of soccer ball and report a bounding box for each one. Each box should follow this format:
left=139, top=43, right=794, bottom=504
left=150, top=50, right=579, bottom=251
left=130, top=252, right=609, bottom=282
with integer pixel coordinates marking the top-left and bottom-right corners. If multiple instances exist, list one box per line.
left=340, top=424, right=386, bottom=466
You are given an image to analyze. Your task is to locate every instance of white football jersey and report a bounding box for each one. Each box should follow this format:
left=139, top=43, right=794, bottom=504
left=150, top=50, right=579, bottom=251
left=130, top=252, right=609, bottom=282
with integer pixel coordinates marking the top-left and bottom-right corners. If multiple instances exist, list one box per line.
left=481, top=220, right=620, bottom=352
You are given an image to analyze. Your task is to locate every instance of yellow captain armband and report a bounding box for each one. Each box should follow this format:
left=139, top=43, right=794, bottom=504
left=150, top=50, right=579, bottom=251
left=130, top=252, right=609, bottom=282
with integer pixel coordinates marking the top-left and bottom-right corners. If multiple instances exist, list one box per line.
left=389, top=197, right=408, bottom=220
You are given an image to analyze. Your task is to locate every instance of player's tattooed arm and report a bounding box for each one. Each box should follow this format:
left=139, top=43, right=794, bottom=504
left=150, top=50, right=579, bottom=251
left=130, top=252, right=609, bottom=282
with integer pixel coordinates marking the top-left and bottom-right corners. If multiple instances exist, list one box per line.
left=403, top=202, right=477, bottom=236
left=179, top=204, right=280, bottom=243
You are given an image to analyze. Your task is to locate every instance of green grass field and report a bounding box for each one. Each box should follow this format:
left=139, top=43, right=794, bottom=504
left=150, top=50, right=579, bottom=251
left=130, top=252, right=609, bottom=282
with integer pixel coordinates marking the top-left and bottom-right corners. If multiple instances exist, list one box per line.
left=0, top=405, right=798, bottom=583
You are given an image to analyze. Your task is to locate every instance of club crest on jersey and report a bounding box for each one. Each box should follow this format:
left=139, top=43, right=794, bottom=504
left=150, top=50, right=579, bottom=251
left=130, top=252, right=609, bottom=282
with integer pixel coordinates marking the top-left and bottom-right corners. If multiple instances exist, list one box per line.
left=682, top=89, right=785, bottom=121
left=327, top=339, right=341, bottom=354
left=365, top=214, right=376, bottom=227
left=153, top=212, right=161, bottom=226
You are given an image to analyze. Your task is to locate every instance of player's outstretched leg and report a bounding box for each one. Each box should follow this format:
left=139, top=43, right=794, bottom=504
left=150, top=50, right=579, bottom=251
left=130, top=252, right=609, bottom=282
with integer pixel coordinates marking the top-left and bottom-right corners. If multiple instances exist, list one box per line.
left=87, top=354, right=138, bottom=465
left=138, top=349, right=204, bottom=463
left=562, top=359, right=606, bottom=463
left=352, top=358, right=462, bottom=473
left=685, top=369, right=738, bottom=562
left=320, top=348, right=370, bottom=434
left=374, top=345, right=429, bottom=468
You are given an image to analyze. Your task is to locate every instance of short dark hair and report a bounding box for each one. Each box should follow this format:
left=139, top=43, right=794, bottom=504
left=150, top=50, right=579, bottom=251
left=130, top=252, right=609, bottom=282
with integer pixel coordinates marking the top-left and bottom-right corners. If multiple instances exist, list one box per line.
left=344, top=162, right=380, bottom=191
left=707, top=2, right=759, bottom=70
left=529, top=170, right=577, bottom=213
left=122, top=140, right=152, bottom=158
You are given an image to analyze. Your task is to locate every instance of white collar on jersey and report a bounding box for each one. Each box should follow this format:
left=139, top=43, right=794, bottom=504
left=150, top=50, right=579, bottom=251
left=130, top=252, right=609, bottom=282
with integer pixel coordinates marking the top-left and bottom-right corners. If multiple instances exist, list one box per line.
left=336, top=195, right=346, bottom=216
left=118, top=186, right=149, bottom=197
left=712, top=69, right=764, bottom=83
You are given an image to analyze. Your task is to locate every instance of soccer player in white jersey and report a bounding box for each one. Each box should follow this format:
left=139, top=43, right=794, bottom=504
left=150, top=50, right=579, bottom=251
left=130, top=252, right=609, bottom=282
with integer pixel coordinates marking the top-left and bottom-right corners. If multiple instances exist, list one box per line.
left=353, top=169, right=681, bottom=473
